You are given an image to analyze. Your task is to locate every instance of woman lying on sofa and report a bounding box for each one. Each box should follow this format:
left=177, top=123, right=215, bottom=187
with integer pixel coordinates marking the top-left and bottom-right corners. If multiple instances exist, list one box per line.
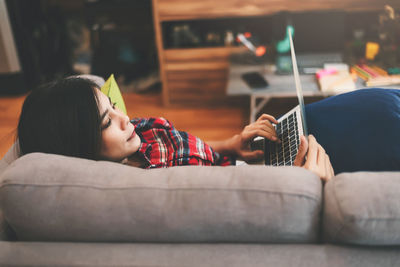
left=17, top=77, right=334, bottom=180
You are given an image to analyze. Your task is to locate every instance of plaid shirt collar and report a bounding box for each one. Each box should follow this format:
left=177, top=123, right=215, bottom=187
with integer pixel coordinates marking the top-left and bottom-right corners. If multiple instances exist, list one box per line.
left=137, top=138, right=152, bottom=168
left=131, top=117, right=232, bottom=169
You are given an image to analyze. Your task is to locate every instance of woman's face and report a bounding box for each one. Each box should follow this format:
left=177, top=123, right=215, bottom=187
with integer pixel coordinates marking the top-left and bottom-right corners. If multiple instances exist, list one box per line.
left=96, top=90, right=141, bottom=161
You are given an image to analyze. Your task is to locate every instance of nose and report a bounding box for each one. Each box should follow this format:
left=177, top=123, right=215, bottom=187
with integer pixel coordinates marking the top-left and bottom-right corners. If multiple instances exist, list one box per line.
left=119, top=113, right=130, bottom=130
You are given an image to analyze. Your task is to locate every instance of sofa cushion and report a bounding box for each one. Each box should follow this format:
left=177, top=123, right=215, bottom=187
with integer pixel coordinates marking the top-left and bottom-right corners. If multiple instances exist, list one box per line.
left=0, top=209, right=16, bottom=241
left=323, top=171, right=400, bottom=245
left=306, top=88, right=400, bottom=174
left=0, top=153, right=322, bottom=243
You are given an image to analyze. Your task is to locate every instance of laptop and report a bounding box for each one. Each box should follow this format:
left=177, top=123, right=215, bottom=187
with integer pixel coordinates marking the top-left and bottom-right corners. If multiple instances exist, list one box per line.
left=255, top=28, right=308, bottom=166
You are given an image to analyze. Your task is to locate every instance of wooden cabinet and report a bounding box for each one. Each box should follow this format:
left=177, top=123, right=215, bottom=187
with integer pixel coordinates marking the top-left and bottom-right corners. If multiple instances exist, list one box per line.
left=162, top=47, right=244, bottom=105
left=152, top=0, right=400, bottom=105
left=155, top=0, right=399, bottom=21
left=164, top=48, right=231, bottom=104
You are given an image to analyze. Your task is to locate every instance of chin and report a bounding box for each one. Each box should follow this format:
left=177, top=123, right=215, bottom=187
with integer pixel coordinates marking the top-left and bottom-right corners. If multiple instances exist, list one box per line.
left=130, top=135, right=142, bottom=153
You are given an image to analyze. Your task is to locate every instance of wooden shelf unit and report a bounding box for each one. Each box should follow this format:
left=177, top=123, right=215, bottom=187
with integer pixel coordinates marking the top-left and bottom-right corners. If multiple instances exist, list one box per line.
left=152, top=0, right=400, bottom=106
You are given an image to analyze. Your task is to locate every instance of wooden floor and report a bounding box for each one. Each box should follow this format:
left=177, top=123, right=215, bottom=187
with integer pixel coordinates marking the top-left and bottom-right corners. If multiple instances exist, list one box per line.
left=0, top=94, right=25, bottom=158
left=0, top=92, right=248, bottom=158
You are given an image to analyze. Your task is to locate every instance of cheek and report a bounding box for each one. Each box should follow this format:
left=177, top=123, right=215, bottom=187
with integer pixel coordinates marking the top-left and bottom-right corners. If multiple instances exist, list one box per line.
left=101, top=129, right=120, bottom=151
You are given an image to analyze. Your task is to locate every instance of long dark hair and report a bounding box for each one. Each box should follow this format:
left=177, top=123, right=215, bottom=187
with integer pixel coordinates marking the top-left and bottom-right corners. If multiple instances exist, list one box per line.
left=17, top=77, right=103, bottom=160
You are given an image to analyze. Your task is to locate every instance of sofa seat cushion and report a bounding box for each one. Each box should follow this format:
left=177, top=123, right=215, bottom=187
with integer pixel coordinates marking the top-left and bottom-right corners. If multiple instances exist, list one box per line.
left=0, top=153, right=322, bottom=243
left=2, top=243, right=400, bottom=267
left=323, top=171, right=400, bottom=245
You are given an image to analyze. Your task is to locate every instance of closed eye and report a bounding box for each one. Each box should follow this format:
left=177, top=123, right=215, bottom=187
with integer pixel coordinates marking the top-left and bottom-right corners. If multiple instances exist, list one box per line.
left=100, top=98, right=117, bottom=130
left=101, top=117, right=111, bottom=130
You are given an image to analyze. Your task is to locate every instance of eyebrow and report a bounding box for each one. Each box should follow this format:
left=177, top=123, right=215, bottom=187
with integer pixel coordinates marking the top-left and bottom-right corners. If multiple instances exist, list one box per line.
left=100, top=97, right=113, bottom=122
left=100, top=109, right=109, bottom=122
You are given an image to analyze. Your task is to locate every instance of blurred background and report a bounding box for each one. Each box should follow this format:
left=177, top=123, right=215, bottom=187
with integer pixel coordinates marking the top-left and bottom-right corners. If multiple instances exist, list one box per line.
left=1, top=0, right=399, bottom=96
left=1, top=0, right=399, bottom=157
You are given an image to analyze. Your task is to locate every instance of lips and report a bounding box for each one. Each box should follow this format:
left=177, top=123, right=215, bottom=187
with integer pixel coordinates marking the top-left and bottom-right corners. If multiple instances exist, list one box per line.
left=127, top=129, right=136, bottom=141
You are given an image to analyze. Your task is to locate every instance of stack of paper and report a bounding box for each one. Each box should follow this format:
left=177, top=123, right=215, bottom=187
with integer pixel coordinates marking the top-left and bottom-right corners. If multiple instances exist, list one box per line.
left=316, top=63, right=356, bottom=94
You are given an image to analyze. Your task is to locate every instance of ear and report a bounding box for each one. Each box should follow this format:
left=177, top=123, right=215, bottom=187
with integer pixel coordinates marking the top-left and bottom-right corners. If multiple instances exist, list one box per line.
left=100, top=74, right=127, bottom=115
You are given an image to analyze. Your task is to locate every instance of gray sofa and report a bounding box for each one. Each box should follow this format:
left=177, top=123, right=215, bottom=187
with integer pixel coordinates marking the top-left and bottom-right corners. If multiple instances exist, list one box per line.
left=1, top=144, right=400, bottom=267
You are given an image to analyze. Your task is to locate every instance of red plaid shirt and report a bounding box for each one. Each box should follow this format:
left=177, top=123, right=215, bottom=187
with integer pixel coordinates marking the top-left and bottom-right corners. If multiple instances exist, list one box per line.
left=131, top=117, right=233, bottom=169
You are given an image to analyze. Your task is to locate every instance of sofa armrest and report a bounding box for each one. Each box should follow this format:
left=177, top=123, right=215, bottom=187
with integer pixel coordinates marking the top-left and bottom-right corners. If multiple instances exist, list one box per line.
left=323, top=171, right=400, bottom=245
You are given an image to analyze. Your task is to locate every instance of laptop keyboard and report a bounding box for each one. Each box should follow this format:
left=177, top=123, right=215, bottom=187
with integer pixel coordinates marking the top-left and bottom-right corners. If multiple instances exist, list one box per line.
left=266, top=112, right=300, bottom=166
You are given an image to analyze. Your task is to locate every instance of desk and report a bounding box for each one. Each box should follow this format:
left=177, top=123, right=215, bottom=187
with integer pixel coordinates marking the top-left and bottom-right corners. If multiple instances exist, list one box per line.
left=227, top=63, right=365, bottom=123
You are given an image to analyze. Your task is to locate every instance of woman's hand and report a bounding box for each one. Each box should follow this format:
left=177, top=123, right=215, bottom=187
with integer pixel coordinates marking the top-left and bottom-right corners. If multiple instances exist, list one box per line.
left=293, top=135, right=335, bottom=181
left=234, top=114, right=280, bottom=162
left=209, top=114, right=280, bottom=162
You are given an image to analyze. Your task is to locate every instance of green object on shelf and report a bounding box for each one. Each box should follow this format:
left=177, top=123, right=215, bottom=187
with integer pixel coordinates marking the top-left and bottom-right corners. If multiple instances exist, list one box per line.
left=388, top=67, right=400, bottom=75
left=276, top=25, right=294, bottom=54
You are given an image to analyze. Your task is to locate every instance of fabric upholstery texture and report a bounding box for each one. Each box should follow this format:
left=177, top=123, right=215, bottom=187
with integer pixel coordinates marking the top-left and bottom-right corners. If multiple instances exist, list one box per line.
left=0, top=211, right=7, bottom=241
left=306, top=88, right=400, bottom=174
left=0, top=153, right=321, bottom=243
left=1, top=242, right=400, bottom=267
left=323, top=171, right=400, bottom=245
left=0, top=210, right=15, bottom=241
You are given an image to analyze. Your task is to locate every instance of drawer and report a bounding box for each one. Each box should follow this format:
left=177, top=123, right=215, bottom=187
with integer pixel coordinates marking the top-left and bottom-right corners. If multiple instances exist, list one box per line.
left=166, top=69, right=228, bottom=104
left=163, top=47, right=234, bottom=71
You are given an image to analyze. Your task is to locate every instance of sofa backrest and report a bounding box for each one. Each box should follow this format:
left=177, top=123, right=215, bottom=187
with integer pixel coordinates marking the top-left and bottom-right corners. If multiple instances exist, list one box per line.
left=0, top=209, right=16, bottom=241
left=0, top=74, right=105, bottom=242
left=0, top=209, right=8, bottom=240
left=0, top=152, right=322, bottom=243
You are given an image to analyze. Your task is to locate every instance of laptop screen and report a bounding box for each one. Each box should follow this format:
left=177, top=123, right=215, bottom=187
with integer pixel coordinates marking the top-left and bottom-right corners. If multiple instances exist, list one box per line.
left=288, top=27, right=308, bottom=136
